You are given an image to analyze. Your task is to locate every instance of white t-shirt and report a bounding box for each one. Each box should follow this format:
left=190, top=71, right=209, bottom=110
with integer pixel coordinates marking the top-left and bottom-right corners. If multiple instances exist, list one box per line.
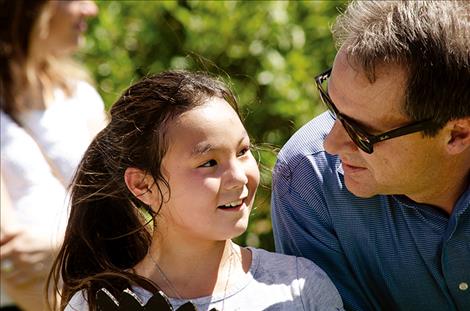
left=1, top=80, right=105, bottom=237
left=0, top=81, right=105, bottom=306
left=66, top=247, right=344, bottom=311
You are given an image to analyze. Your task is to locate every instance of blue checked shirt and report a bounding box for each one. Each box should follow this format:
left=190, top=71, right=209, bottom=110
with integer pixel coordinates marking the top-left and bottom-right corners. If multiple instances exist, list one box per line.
left=271, top=112, right=470, bottom=311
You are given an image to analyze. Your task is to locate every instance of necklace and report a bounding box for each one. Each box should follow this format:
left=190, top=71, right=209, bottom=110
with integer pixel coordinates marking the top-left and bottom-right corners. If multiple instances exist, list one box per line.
left=148, top=252, right=185, bottom=301
left=221, top=242, right=237, bottom=311
left=148, top=241, right=239, bottom=311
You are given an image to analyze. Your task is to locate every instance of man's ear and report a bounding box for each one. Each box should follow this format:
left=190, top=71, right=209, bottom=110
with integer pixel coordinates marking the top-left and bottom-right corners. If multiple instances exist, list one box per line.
left=124, top=167, right=155, bottom=206
left=446, top=117, right=470, bottom=155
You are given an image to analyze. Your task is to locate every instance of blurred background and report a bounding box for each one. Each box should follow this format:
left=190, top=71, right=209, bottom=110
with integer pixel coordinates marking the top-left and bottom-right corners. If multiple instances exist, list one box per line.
left=79, top=0, right=346, bottom=251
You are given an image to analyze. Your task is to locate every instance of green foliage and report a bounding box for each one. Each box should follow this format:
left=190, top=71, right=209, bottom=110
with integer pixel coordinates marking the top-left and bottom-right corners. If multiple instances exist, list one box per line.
left=79, top=0, right=346, bottom=251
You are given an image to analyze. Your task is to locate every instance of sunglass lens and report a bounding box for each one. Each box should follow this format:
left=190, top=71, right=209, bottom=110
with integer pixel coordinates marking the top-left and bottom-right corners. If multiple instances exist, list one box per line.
left=341, top=121, right=373, bottom=153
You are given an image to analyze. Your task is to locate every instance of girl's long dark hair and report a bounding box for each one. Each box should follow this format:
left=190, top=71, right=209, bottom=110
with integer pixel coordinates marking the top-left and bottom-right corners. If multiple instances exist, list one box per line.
left=47, top=71, right=239, bottom=311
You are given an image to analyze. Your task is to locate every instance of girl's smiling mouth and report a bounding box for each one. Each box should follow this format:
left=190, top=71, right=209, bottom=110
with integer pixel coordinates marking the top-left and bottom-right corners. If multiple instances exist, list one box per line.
left=218, top=197, right=247, bottom=210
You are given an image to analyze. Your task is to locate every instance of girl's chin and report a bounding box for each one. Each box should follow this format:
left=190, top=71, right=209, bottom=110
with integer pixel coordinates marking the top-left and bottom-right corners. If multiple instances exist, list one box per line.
left=228, top=226, right=249, bottom=240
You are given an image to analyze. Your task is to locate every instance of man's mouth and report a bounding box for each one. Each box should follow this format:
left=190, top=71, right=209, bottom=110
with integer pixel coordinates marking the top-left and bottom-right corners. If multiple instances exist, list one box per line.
left=342, top=161, right=367, bottom=174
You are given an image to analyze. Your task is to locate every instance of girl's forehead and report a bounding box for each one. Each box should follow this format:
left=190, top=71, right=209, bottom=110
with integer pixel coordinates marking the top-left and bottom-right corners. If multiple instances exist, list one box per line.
left=164, top=98, right=247, bottom=155
left=175, top=97, right=240, bottom=126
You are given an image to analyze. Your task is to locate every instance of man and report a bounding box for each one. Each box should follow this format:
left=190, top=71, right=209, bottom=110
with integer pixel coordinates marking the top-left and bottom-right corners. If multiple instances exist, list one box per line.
left=271, top=1, right=469, bottom=310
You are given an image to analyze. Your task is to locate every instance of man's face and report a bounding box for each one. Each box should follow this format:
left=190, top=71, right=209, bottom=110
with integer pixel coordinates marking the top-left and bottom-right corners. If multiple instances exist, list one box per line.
left=324, top=49, right=449, bottom=201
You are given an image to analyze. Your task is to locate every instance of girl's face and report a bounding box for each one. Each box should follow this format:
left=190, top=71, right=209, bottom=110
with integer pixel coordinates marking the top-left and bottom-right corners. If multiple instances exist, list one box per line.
left=154, top=97, right=260, bottom=242
left=35, top=0, right=98, bottom=56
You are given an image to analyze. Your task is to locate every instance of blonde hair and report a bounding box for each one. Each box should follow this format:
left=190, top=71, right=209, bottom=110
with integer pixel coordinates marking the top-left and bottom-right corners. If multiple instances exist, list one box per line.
left=0, top=0, right=92, bottom=120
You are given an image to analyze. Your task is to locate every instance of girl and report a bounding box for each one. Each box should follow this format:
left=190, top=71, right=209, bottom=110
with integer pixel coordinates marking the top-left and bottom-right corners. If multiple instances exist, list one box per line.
left=0, top=1, right=105, bottom=310
left=49, top=71, right=344, bottom=311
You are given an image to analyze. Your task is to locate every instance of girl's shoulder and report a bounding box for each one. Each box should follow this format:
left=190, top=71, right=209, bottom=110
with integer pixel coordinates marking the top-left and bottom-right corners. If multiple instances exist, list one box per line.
left=248, top=246, right=327, bottom=278
left=65, top=290, right=89, bottom=311
left=247, top=247, right=344, bottom=310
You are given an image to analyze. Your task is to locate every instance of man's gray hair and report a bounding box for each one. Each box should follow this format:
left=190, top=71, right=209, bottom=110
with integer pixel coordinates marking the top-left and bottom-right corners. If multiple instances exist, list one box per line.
left=333, top=0, right=470, bottom=135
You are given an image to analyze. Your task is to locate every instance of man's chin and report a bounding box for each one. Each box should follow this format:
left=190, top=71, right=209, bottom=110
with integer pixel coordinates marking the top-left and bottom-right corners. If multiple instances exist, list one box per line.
left=344, top=179, right=378, bottom=198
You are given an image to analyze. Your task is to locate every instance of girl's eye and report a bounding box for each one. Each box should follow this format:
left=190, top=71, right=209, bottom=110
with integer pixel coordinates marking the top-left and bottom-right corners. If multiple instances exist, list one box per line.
left=237, top=147, right=250, bottom=157
left=199, top=159, right=217, bottom=168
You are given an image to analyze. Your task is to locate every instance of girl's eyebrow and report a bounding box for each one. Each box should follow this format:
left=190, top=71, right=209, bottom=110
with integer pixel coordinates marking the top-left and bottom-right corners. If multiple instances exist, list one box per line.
left=190, top=133, right=249, bottom=157
left=191, top=143, right=213, bottom=157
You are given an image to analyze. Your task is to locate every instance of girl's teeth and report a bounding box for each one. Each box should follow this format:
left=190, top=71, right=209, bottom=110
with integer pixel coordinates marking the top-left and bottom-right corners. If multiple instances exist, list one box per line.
left=224, top=199, right=242, bottom=207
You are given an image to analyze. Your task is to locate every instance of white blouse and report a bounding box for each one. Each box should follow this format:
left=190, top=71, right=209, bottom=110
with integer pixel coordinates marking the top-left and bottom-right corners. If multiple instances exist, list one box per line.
left=1, top=80, right=105, bottom=239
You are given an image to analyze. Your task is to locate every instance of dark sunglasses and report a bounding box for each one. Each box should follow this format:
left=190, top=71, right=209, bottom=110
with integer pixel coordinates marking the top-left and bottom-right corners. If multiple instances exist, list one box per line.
left=314, top=68, right=436, bottom=154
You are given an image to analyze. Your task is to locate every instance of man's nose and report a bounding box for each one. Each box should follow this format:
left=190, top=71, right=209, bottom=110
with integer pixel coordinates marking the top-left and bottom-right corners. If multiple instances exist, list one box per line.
left=323, top=120, right=357, bottom=155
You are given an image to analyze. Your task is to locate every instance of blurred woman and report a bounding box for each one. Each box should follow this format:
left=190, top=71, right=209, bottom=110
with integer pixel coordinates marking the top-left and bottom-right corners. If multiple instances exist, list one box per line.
left=0, top=1, right=106, bottom=310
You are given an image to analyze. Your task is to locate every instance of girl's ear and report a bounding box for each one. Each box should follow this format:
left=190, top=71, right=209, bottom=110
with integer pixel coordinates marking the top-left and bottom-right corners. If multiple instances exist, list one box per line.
left=124, top=167, right=155, bottom=206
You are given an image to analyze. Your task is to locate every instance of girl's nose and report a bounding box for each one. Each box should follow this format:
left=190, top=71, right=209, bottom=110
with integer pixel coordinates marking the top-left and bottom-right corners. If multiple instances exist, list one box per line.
left=224, top=161, right=249, bottom=190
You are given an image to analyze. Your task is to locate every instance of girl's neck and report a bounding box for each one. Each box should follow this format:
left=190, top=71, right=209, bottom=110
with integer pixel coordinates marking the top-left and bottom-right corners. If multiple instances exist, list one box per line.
left=137, top=238, right=251, bottom=299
